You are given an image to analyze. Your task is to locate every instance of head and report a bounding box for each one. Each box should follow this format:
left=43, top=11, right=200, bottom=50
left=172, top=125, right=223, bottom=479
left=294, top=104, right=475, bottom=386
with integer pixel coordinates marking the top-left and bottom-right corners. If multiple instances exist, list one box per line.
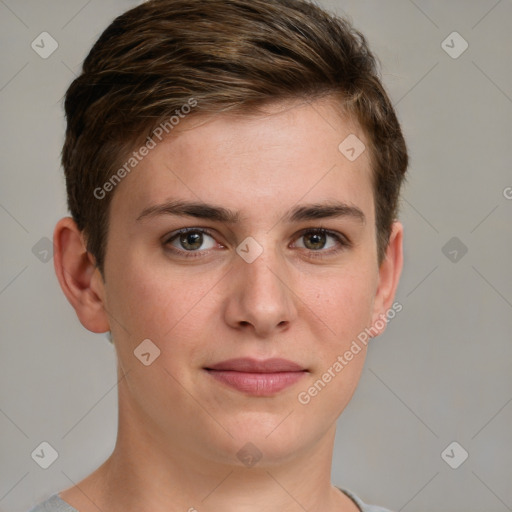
left=55, top=0, right=407, bottom=468
left=62, top=0, right=407, bottom=272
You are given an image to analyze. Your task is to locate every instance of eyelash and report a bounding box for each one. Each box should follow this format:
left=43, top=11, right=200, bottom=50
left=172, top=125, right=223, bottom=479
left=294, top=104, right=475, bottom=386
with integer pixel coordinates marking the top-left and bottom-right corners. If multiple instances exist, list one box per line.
left=163, top=227, right=351, bottom=259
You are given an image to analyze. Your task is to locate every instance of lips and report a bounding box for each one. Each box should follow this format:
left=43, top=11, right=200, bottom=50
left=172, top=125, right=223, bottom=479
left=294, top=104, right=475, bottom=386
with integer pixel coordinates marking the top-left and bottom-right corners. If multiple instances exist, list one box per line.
left=206, top=358, right=305, bottom=373
left=204, top=358, right=307, bottom=396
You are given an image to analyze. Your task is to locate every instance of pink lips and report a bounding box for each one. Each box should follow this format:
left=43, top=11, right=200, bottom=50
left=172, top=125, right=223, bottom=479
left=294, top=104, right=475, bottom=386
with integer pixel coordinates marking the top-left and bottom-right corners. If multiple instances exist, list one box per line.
left=205, top=358, right=307, bottom=396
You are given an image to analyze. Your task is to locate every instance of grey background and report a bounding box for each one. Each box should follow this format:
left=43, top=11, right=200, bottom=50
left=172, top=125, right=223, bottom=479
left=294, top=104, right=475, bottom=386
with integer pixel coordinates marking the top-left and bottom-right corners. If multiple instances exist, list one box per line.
left=1, top=1, right=511, bottom=511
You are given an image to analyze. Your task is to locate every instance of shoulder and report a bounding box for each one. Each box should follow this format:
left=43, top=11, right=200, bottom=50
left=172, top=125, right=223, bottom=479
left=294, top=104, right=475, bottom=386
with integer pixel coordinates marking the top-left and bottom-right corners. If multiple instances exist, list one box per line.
left=27, top=494, right=78, bottom=512
left=339, top=488, right=395, bottom=512
left=31, top=489, right=392, bottom=512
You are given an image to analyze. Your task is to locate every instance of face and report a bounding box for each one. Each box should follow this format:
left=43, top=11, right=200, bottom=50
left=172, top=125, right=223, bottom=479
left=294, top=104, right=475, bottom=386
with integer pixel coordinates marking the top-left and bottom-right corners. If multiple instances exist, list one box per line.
left=97, top=99, right=399, bottom=466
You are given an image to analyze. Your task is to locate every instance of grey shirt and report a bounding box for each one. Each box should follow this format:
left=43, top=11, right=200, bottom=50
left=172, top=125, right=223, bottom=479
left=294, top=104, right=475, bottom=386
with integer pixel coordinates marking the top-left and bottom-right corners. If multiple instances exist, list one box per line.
left=28, top=489, right=393, bottom=512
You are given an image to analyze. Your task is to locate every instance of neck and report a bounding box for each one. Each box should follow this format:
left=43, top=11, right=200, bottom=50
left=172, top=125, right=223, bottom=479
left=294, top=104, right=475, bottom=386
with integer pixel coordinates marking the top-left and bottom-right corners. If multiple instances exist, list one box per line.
left=62, top=370, right=359, bottom=512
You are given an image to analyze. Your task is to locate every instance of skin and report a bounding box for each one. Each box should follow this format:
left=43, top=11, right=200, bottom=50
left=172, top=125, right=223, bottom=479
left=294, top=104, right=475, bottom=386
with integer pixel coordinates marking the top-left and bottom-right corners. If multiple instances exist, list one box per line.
left=54, top=98, right=403, bottom=512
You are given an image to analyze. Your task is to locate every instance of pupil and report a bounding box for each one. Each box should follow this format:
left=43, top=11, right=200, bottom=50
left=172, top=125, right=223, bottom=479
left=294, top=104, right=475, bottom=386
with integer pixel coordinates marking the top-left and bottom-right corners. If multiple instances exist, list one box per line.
left=181, top=232, right=202, bottom=250
left=306, top=233, right=325, bottom=250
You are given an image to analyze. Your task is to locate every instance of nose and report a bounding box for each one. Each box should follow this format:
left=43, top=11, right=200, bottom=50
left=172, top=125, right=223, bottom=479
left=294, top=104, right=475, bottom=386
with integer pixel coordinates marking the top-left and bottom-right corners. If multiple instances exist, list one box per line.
left=223, top=245, right=297, bottom=338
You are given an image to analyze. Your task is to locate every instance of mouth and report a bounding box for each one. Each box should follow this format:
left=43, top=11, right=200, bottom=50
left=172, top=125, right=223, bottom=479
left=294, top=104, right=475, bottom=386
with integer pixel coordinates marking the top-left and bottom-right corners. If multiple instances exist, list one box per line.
left=204, top=358, right=308, bottom=396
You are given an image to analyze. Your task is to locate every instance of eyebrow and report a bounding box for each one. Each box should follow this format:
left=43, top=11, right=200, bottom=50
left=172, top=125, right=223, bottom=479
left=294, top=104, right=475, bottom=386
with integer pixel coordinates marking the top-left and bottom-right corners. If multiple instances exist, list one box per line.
left=136, top=199, right=365, bottom=224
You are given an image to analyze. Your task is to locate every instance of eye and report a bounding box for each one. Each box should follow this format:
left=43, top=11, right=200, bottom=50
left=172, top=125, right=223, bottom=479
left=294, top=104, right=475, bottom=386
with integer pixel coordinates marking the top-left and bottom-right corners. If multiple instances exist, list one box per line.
left=163, top=226, right=349, bottom=259
left=165, top=228, right=218, bottom=252
left=293, top=228, right=349, bottom=254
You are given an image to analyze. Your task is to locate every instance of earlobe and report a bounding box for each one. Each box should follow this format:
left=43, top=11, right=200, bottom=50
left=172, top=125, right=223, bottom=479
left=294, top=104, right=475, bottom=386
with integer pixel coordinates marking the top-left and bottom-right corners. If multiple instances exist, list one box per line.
left=369, top=221, right=404, bottom=337
left=53, top=217, right=110, bottom=333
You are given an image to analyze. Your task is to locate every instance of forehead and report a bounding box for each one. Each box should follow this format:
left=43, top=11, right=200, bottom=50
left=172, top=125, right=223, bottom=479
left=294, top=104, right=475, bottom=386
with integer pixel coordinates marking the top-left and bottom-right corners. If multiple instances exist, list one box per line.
left=110, top=99, right=375, bottom=225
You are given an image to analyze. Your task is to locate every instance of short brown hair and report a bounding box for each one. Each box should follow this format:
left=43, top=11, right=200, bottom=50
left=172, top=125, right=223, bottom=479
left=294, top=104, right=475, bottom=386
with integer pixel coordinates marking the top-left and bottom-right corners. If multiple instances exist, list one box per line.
left=62, top=0, right=408, bottom=272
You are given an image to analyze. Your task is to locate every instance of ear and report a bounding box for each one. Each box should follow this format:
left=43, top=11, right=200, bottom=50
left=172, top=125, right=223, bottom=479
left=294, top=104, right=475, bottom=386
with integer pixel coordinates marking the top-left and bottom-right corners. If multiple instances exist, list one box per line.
left=369, top=221, right=403, bottom=337
left=53, top=217, right=110, bottom=333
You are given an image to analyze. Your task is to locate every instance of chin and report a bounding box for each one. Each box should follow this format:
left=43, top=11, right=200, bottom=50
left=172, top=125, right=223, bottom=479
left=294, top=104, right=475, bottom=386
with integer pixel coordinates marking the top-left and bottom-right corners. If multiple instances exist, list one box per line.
left=208, top=411, right=319, bottom=467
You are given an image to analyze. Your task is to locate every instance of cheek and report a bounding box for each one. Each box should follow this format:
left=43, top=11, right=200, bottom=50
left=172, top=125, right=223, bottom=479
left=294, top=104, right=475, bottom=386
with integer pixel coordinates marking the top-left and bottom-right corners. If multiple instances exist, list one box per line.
left=104, top=251, right=221, bottom=350
left=295, top=274, right=373, bottom=419
left=295, top=266, right=377, bottom=418
left=303, top=266, right=377, bottom=343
